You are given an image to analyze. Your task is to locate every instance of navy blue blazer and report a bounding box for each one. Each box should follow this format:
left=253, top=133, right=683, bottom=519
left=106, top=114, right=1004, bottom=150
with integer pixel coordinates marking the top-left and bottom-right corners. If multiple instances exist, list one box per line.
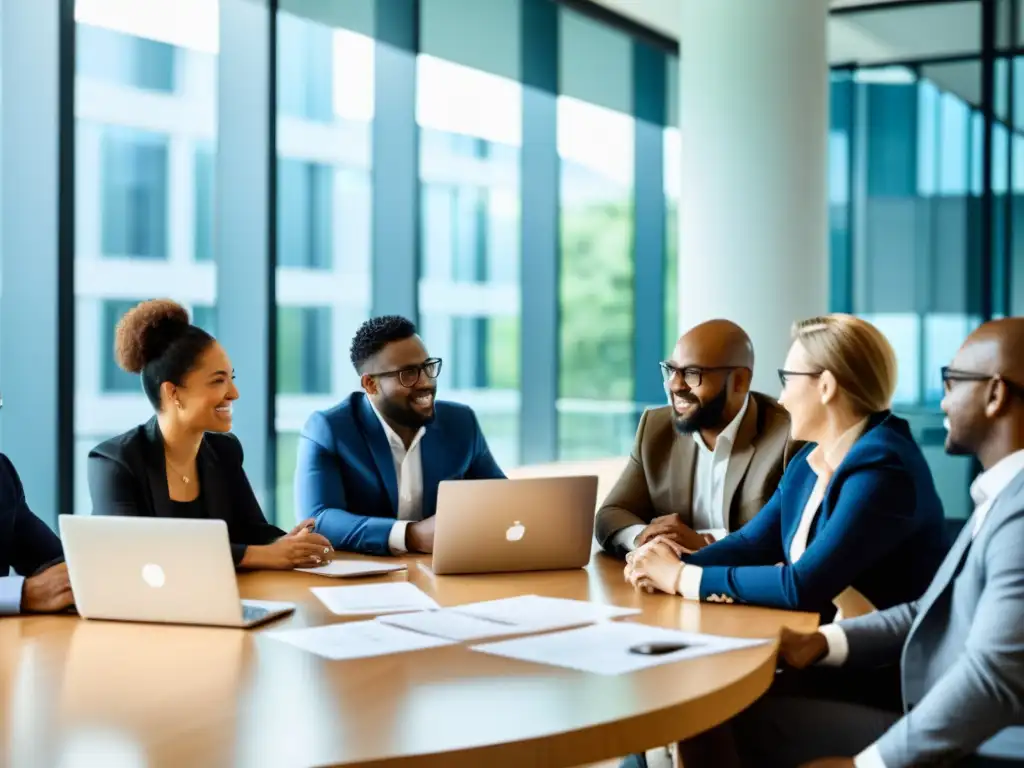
left=0, top=454, right=64, bottom=614
left=684, top=412, right=948, bottom=617
left=296, top=392, right=506, bottom=555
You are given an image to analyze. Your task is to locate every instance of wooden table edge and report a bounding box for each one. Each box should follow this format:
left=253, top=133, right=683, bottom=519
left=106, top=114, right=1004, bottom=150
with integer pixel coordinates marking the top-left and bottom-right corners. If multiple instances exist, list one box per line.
left=335, top=638, right=782, bottom=768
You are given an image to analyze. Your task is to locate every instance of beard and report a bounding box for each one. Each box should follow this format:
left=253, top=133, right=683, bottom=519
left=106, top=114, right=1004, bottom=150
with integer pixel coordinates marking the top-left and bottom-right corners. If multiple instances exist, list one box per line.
left=378, top=389, right=436, bottom=430
left=672, top=384, right=729, bottom=435
left=943, top=415, right=976, bottom=457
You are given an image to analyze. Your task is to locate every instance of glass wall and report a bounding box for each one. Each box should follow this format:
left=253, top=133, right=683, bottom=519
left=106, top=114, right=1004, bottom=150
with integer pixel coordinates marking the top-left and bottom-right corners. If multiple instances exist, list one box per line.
left=827, top=0, right=1024, bottom=522
left=73, top=0, right=218, bottom=515
left=556, top=7, right=637, bottom=460
left=274, top=1, right=374, bottom=528
left=417, top=0, right=523, bottom=470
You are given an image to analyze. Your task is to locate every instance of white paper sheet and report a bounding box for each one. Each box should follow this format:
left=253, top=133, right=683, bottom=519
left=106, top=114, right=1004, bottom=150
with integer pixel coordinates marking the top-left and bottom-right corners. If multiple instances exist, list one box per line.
left=266, top=620, right=455, bottom=660
left=297, top=560, right=407, bottom=578
left=310, top=582, right=440, bottom=615
left=377, top=609, right=523, bottom=641
left=472, top=622, right=768, bottom=675
left=377, top=595, right=641, bottom=642
left=455, top=595, right=640, bottom=629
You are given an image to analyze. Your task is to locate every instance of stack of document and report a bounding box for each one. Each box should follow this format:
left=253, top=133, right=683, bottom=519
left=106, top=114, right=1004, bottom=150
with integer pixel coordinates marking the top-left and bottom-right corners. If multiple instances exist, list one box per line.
left=310, top=582, right=440, bottom=616
left=377, top=595, right=640, bottom=641
left=472, top=622, right=768, bottom=675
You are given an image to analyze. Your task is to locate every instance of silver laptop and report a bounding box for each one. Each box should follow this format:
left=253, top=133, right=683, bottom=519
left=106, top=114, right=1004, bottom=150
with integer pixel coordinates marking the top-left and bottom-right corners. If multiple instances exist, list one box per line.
left=60, top=516, right=295, bottom=628
left=431, top=476, right=597, bottom=575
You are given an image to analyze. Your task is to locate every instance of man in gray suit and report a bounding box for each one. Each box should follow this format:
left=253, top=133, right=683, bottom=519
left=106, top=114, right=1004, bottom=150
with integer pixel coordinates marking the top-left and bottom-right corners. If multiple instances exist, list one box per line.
left=719, top=318, right=1024, bottom=768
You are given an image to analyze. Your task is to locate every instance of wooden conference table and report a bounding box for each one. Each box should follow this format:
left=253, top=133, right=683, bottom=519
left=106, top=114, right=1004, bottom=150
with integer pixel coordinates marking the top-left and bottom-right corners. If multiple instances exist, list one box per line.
left=0, top=550, right=817, bottom=768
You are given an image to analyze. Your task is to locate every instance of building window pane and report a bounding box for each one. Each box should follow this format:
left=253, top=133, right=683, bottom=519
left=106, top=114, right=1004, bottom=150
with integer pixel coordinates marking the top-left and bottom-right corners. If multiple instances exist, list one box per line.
left=194, top=144, right=215, bottom=262
left=277, top=159, right=333, bottom=269
left=99, top=126, right=169, bottom=260
left=78, top=23, right=176, bottom=93
left=277, top=306, right=332, bottom=394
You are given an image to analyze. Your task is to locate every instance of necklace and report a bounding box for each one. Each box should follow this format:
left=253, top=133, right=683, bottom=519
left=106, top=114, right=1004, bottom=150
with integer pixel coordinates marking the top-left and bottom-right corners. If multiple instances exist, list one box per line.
left=165, top=457, right=194, bottom=485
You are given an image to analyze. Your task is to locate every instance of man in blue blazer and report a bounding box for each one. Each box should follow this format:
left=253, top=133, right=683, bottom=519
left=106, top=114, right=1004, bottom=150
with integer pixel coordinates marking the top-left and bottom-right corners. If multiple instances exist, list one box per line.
left=295, top=316, right=505, bottom=555
left=0, top=454, right=72, bottom=614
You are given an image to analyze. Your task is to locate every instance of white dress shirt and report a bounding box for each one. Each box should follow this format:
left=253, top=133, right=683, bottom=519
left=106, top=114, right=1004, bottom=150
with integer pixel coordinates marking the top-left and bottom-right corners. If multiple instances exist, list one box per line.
left=678, top=416, right=869, bottom=603
left=613, top=395, right=750, bottom=552
left=368, top=401, right=426, bottom=555
left=818, top=448, right=1024, bottom=768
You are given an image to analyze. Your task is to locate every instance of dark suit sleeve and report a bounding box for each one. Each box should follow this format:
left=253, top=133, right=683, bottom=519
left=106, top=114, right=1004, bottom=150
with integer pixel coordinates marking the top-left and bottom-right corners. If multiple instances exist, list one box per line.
left=226, top=436, right=285, bottom=566
left=697, top=465, right=919, bottom=612
left=297, top=412, right=395, bottom=556
left=594, top=409, right=656, bottom=552
left=1, top=455, right=62, bottom=576
left=87, top=453, right=145, bottom=517
left=465, top=409, right=505, bottom=480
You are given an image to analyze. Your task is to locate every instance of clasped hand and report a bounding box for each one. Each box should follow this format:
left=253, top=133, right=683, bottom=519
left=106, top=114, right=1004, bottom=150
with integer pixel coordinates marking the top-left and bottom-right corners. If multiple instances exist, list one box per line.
left=623, top=536, right=689, bottom=595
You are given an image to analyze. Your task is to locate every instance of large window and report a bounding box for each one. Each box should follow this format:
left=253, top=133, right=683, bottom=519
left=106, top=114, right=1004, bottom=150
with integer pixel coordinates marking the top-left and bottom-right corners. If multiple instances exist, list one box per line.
left=73, top=0, right=218, bottom=515
left=825, top=0, right=1024, bottom=523
left=274, top=2, right=374, bottom=527
left=557, top=8, right=636, bottom=460
left=417, top=55, right=522, bottom=469
left=99, top=127, right=169, bottom=260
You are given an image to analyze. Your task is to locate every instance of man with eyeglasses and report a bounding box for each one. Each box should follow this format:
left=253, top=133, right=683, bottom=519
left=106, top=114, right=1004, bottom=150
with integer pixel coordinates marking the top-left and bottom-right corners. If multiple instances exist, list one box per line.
left=295, top=316, right=505, bottom=556
left=0, top=389, right=73, bottom=615
left=596, top=319, right=800, bottom=556
left=737, top=318, right=1024, bottom=768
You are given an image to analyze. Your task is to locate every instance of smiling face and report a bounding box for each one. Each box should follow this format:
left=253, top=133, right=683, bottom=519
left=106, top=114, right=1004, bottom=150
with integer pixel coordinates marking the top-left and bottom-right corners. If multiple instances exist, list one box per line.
left=777, top=340, right=826, bottom=442
left=163, top=341, right=238, bottom=433
left=362, top=335, right=438, bottom=430
left=664, top=333, right=749, bottom=435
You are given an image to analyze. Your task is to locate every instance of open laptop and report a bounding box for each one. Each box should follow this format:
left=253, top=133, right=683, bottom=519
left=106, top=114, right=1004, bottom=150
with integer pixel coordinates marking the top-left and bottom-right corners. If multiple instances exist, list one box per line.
left=60, top=516, right=295, bottom=628
left=431, top=475, right=597, bottom=575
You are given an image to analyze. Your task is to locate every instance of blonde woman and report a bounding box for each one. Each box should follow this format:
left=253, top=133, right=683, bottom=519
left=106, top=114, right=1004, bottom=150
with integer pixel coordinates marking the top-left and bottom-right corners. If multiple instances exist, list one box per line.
left=625, top=314, right=947, bottom=620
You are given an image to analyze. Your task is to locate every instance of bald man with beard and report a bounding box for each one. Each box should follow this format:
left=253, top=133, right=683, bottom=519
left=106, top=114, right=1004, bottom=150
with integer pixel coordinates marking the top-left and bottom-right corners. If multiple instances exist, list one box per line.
left=596, top=319, right=801, bottom=556
left=716, top=318, right=1024, bottom=768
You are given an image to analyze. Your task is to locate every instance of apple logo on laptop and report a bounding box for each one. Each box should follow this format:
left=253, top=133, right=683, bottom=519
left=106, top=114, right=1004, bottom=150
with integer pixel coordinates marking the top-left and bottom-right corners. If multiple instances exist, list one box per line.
left=141, top=563, right=166, bottom=589
left=505, top=521, right=526, bottom=542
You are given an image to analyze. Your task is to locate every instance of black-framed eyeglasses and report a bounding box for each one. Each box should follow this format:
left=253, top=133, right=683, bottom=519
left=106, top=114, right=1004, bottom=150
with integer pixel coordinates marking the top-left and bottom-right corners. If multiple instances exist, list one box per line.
left=941, top=366, right=1024, bottom=396
left=371, top=358, right=442, bottom=388
left=778, top=369, right=822, bottom=387
left=659, top=363, right=745, bottom=388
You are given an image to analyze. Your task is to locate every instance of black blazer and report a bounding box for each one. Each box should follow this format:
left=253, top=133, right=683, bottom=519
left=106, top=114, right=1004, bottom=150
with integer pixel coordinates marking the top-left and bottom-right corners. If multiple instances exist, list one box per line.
left=0, top=453, right=63, bottom=575
left=87, top=417, right=285, bottom=565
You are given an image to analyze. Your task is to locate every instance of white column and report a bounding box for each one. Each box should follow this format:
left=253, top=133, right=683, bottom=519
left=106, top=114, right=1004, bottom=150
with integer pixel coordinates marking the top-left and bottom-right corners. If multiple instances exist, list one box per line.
left=679, top=0, right=829, bottom=395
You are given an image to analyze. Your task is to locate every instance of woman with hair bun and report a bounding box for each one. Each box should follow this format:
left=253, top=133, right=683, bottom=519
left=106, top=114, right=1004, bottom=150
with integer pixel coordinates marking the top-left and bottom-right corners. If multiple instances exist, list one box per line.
left=87, top=299, right=335, bottom=570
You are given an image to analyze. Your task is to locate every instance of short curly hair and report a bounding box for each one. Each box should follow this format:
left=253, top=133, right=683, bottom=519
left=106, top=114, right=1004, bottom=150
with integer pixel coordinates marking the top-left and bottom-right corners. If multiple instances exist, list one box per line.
left=350, top=315, right=417, bottom=372
left=114, top=298, right=215, bottom=409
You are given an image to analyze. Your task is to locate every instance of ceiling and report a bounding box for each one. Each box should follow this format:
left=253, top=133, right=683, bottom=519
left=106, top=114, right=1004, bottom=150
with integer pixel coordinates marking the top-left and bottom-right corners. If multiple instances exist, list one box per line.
left=587, top=0, right=1005, bottom=113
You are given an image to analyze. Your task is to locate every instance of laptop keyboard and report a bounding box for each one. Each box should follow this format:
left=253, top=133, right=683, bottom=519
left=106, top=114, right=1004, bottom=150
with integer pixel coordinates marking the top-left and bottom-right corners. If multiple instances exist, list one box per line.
left=242, top=604, right=270, bottom=623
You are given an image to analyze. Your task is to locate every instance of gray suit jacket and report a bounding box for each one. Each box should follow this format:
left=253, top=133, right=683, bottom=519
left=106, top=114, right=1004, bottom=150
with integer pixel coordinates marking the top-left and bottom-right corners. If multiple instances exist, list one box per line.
left=837, top=468, right=1024, bottom=766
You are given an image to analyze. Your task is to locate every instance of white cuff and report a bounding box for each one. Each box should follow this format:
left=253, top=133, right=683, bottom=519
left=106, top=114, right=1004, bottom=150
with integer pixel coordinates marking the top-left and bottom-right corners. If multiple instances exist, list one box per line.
left=817, top=623, right=850, bottom=667
left=388, top=521, right=410, bottom=555
left=677, top=564, right=703, bottom=600
left=613, top=524, right=647, bottom=553
left=697, top=528, right=728, bottom=542
left=854, top=744, right=887, bottom=768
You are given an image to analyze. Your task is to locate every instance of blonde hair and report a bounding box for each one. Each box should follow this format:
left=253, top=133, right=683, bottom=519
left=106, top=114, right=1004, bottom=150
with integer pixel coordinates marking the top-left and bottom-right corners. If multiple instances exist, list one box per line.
left=791, top=314, right=898, bottom=415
